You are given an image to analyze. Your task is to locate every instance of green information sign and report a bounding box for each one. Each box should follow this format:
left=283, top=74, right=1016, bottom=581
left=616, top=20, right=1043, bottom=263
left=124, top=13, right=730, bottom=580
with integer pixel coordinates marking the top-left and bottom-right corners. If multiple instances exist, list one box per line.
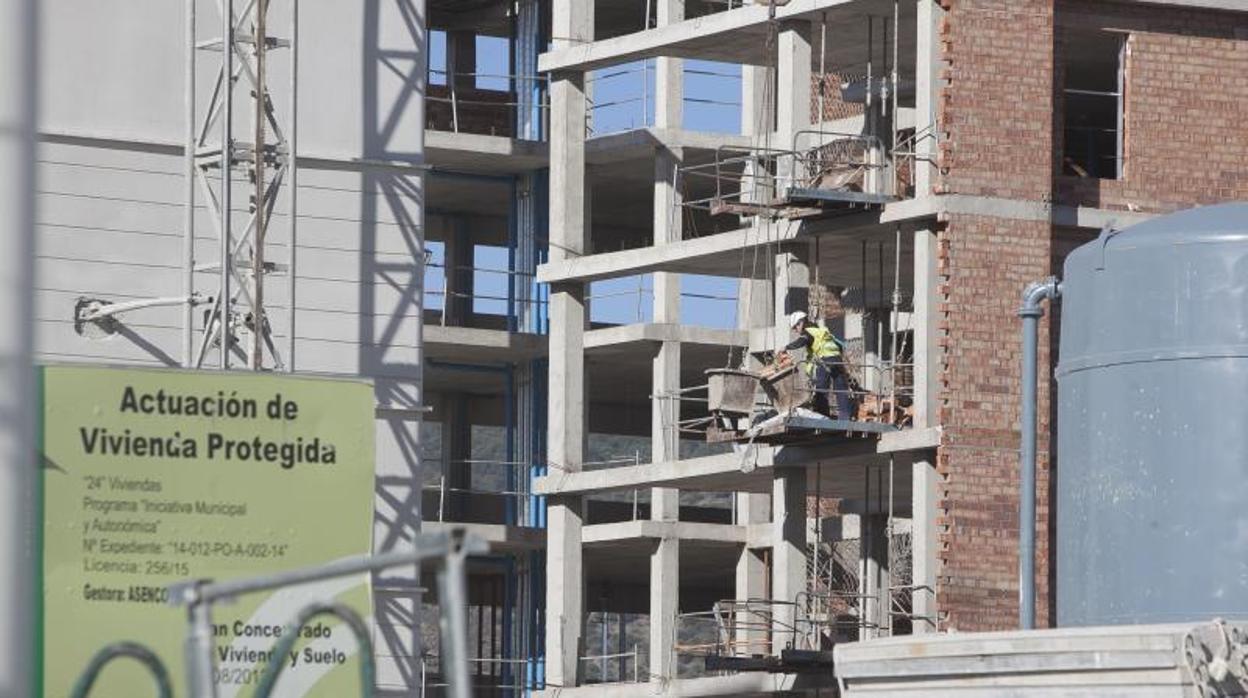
left=40, top=365, right=376, bottom=697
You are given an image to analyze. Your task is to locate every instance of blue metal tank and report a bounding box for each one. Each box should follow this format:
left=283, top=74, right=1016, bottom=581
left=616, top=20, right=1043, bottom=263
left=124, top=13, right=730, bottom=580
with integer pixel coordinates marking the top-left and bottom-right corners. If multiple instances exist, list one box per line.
left=1057, top=202, right=1248, bottom=626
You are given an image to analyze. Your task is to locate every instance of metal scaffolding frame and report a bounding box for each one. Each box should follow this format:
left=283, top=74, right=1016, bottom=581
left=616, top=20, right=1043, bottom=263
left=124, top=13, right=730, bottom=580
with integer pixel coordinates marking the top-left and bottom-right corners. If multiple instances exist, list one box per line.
left=186, top=0, right=298, bottom=371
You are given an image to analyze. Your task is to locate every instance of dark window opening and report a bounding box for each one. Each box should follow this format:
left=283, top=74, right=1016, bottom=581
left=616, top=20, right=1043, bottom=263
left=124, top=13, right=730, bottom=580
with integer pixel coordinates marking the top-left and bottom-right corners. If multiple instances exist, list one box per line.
left=1062, top=31, right=1125, bottom=180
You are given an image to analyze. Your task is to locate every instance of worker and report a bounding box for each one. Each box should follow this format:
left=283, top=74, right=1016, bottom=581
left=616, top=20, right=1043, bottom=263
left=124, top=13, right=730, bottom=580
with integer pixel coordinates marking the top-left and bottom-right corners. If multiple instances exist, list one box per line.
left=784, top=311, right=852, bottom=419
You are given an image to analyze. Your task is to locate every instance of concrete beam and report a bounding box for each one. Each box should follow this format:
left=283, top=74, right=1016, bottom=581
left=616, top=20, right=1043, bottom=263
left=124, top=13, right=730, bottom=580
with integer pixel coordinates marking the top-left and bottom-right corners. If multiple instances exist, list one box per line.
left=538, top=221, right=804, bottom=284
left=586, top=127, right=753, bottom=164
left=538, top=0, right=862, bottom=73
left=540, top=194, right=1157, bottom=286
left=583, top=323, right=747, bottom=351
left=582, top=520, right=747, bottom=545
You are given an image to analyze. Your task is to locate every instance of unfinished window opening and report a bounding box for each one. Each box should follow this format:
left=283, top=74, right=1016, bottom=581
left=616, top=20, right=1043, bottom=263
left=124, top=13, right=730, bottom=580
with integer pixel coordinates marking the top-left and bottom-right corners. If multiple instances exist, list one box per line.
left=1062, top=30, right=1125, bottom=180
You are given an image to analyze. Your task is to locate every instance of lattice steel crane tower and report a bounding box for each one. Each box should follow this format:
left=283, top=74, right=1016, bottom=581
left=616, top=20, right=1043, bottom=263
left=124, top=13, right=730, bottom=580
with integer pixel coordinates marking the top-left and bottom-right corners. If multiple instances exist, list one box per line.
left=186, top=0, right=298, bottom=371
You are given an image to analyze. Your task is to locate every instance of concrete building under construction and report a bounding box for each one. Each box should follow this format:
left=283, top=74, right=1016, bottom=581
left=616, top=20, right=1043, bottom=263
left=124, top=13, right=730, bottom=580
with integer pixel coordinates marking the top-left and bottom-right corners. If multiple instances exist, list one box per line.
left=31, top=0, right=1248, bottom=695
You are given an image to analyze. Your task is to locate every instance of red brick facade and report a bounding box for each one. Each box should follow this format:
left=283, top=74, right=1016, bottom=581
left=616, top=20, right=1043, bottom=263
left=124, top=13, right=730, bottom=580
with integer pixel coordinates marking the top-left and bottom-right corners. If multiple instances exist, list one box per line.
left=935, top=0, right=1057, bottom=631
left=934, top=0, right=1248, bottom=631
left=1054, top=1, right=1248, bottom=213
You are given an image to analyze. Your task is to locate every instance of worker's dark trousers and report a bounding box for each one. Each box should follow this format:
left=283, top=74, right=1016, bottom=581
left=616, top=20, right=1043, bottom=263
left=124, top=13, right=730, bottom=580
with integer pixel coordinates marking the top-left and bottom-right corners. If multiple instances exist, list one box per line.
left=812, top=358, right=852, bottom=419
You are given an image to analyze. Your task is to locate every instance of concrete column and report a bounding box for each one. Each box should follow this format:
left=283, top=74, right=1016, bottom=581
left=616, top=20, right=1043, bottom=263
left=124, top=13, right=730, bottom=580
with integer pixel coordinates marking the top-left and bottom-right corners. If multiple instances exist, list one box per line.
left=547, top=1, right=592, bottom=687
left=860, top=513, right=890, bottom=639
left=549, top=3, right=591, bottom=262
left=915, top=0, right=946, bottom=196
left=772, top=467, right=807, bottom=647
left=0, top=0, right=36, bottom=689
left=735, top=492, right=770, bottom=652
left=649, top=530, right=679, bottom=682
left=654, top=0, right=684, bottom=128
left=775, top=245, right=810, bottom=330
left=741, top=64, right=772, bottom=137
left=652, top=142, right=682, bottom=466
left=740, top=64, right=774, bottom=207
left=547, top=495, right=585, bottom=687
left=912, top=227, right=939, bottom=428
left=776, top=21, right=812, bottom=187
left=648, top=4, right=684, bottom=678
left=447, top=30, right=477, bottom=93
left=738, top=63, right=773, bottom=335
left=911, top=450, right=939, bottom=633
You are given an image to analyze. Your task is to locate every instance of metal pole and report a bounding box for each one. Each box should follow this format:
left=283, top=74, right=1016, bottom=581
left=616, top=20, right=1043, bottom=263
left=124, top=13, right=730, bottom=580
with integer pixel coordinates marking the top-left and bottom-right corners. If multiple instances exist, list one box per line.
left=438, top=548, right=474, bottom=698
left=890, top=226, right=902, bottom=417
left=886, top=454, right=894, bottom=636
left=252, top=0, right=268, bottom=369
left=599, top=611, right=607, bottom=681
left=891, top=0, right=899, bottom=194
left=818, top=13, right=827, bottom=127
left=1018, top=277, right=1060, bottom=630
left=184, top=0, right=197, bottom=367
left=0, top=0, right=38, bottom=688
left=184, top=589, right=218, bottom=698
left=220, top=0, right=234, bottom=369
left=286, top=0, right=298, bottom=371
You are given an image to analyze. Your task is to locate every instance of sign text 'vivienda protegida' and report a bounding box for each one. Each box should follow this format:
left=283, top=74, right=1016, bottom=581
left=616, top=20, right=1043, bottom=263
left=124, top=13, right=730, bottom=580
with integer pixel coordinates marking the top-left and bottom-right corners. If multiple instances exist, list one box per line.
left=77, top=386, right=339, bottom=469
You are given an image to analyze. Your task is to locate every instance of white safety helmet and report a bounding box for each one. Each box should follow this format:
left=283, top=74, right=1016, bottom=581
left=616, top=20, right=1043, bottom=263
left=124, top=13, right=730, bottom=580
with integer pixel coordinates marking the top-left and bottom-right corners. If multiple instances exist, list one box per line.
left=788, top=311, right=808, bottom=329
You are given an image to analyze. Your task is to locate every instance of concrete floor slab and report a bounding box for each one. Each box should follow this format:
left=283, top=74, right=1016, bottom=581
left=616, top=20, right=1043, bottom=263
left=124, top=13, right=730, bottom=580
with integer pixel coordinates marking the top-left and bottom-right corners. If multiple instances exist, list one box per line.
left=539, top=0, right=916, bottom=74
left=424, top=325, right=547, bottom=364
left=537, top=432, right=930, bottom=505
left=421, top=521, right=545, bottom=553
left=426, top=130, right=548, bottom=174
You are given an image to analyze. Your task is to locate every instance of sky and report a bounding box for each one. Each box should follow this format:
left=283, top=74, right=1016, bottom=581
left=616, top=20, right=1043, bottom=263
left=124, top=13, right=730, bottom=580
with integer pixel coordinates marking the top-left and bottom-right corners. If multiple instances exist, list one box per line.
left=428, top=32, right=746, bottom=330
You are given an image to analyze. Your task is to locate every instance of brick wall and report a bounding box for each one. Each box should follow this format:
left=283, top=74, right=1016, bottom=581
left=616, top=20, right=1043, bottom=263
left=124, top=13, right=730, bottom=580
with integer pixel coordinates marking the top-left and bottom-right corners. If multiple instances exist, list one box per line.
left=1053, top=1, right=1248, bottom=213
left=811, top=73, right=866, bottom=123
left=936, top=214, right=1054, bottom=631
left=936, top=0, right=1055, bottom=200
left=932, top=0, right=1247, bottom=631
left=934, top=0, right=1057, bottom=631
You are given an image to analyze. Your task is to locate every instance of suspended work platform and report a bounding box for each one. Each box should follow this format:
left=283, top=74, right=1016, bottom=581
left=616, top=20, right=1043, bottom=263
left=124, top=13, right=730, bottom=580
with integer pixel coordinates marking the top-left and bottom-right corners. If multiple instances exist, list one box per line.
left=682, top=132, right=902, bottom=221
left=703, top=366, right=902, bottom=446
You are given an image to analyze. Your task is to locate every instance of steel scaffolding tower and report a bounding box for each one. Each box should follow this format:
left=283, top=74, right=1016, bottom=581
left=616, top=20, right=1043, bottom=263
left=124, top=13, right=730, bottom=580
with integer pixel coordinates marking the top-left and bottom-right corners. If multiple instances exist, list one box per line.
left=187, top=0, right=298, bottom=370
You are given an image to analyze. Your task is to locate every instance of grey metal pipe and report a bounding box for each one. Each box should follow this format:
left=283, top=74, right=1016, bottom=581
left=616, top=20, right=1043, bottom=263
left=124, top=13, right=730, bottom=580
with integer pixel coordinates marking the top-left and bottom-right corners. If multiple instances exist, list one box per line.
left=0, top=0, right=38, bottom=689
left=220, top=0, right=234, bottom=369
left=286, top=0, right=298, bottom=372
left=184, top=591, right=218, bottom=698
left=437, top=545, right=474, bottom=698
left=1018, top=276, right=1061, bottom=630
left=184, top=0, right=196, bottom=367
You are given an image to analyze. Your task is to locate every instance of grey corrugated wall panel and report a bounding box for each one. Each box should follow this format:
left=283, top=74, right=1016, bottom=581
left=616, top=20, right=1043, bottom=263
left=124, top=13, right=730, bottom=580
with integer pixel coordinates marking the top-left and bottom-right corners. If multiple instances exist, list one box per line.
left=39, top=2, right=424, bottom=160
left=1057, top=202, right=1248, bottom=626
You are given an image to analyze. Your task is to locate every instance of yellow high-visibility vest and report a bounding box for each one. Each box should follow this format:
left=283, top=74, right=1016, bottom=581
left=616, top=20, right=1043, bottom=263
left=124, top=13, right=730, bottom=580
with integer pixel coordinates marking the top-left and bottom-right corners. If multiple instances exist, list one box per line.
left=806, top=325, right=842, bottom=361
